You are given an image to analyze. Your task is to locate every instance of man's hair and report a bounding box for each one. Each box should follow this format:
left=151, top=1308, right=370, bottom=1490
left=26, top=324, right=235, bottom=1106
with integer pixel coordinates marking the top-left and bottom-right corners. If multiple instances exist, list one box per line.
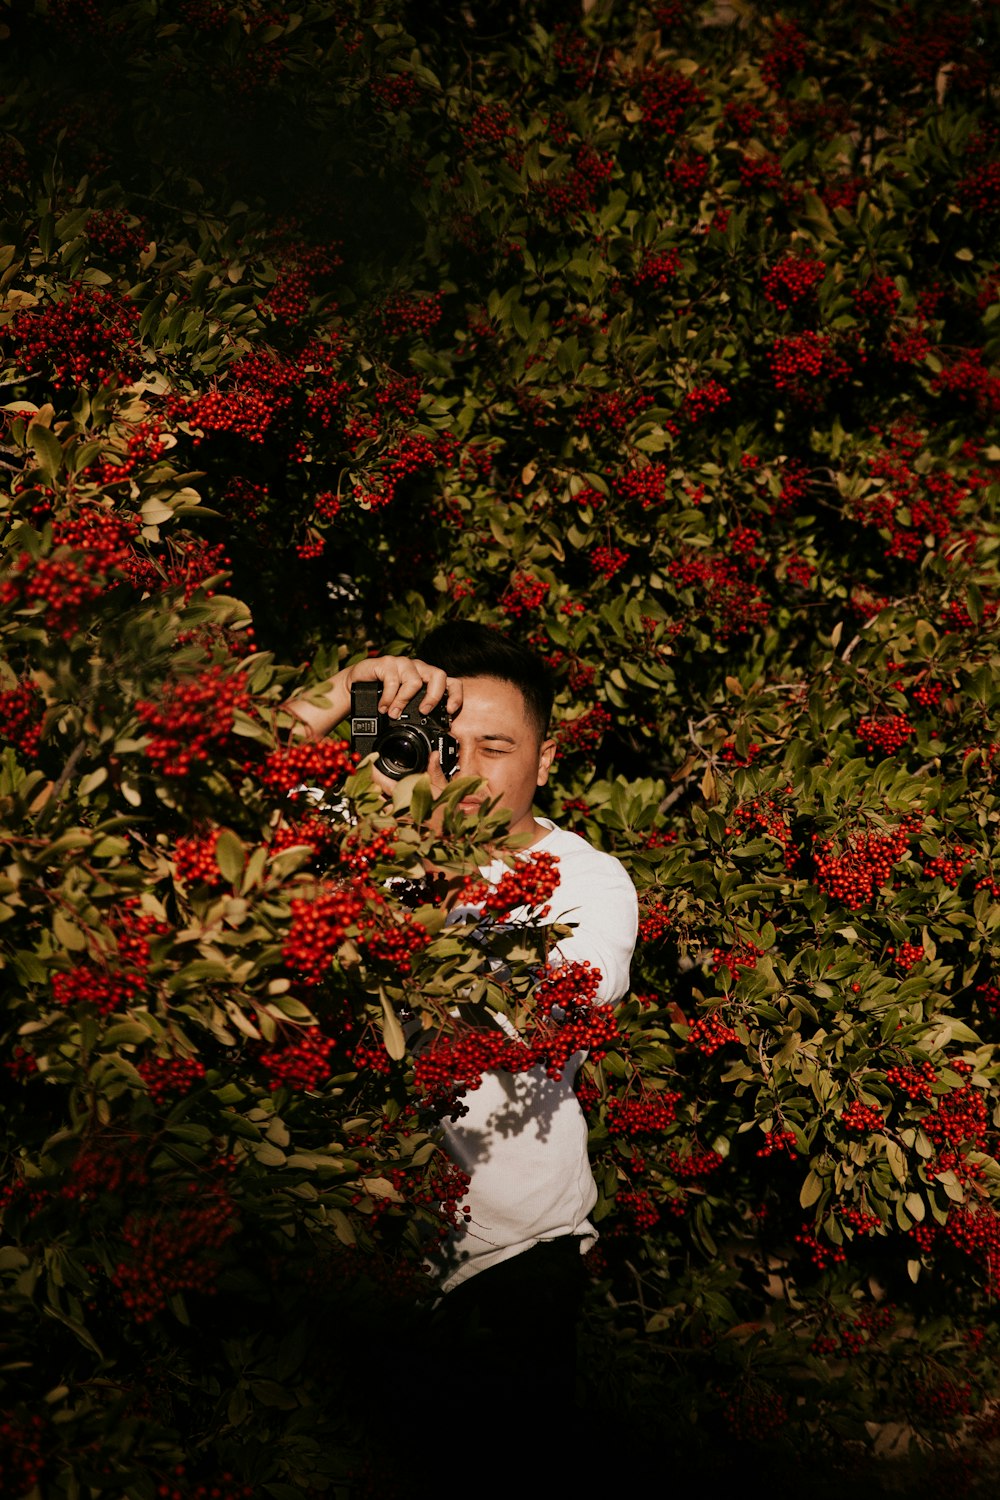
left=419, top=620, right=554, bottom=738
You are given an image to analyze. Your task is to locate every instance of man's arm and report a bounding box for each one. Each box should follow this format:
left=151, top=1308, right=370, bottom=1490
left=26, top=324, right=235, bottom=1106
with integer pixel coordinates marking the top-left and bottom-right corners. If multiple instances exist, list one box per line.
left=551, top=866, right=639, bottom=1005
left=533, top=839, right=639, bottom=1006
left=285, top=655, right=463, bottom=740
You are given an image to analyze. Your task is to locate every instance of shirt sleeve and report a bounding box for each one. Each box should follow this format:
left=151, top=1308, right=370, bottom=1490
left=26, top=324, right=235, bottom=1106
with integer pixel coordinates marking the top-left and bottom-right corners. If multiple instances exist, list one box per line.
left=544, top=844, right=639, bottom=1005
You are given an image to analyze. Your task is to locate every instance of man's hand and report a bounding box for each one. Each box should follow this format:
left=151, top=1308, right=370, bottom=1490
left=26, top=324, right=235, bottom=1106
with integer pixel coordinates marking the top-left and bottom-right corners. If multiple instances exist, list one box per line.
left=285, top=653, right=463, bottom=741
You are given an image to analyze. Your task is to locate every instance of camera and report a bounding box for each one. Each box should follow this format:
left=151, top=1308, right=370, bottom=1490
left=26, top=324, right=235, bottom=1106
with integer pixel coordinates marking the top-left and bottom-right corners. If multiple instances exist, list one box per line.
left=350, top=681, right=460, bottom=781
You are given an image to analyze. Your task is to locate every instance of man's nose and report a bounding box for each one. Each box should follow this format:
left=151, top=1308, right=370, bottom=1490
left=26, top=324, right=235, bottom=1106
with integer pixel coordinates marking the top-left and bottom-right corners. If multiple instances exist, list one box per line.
left=454, top=742, right=481, bottom=779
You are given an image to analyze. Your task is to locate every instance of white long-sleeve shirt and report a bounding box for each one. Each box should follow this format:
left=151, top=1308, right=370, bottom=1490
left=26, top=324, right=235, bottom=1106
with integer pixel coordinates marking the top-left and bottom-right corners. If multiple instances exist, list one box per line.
left=434, top=819, right=639, bottom=1292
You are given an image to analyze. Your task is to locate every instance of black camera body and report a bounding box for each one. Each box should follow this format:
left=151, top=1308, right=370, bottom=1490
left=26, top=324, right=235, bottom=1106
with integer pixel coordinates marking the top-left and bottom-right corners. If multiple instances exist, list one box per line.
left=350, top=681, right=460, bottom=781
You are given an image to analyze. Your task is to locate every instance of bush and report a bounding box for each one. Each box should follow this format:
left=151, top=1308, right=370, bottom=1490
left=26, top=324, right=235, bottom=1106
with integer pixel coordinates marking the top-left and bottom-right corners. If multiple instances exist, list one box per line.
left=2, top=2, right=1000, bottom=1495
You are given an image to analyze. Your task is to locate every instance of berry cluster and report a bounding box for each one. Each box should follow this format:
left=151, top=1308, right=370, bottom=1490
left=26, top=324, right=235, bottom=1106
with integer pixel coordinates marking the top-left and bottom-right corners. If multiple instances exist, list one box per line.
left=169, top=341, right=348, bottom=447
left=811, top=822, right=916, bottom=909
left=856, top=714, right=915, bottom=755
left=258, top=237, right=342, bottom=328
left=885, top=1061, right=936, bottom=1103
left=612, top=462, right=668, bottom=509
left=86, top=208, right=150, bottom=260
left=839, top=1204, right=883, bottom=1236
left=460, top=103, right=517, bottom=154
left=761, top=18, right=807, bottom=90
left=134, top=525, right=234, bottom=597
left=633, top=247, right=682, bottom=291
left=500, top=570, right=550, bottom=618
left=840, top=1100, right=884, bottom=1133
left=578, top=389, right=653, bottom=439
left=739, top=152, right=803, bottom=208
left=809, top=1301, right=894, bottom=1358
left=532, top=959, right=603, bottom=1021
left=719, top=739, right=761, bottom=766
left=720, top=1385, right=789, bottom=1442
left=667, top=1141, right=725, bottom=1180
left=10, top=283, right=142, bottom=387
left=604, top=1090, right=681, bottom=1137
left=554, top=702, right=611, bottom=755
left=461, top=851, right=561, bottom=920
left=851, top=275, right=901, bottom=320
left=590, top=544, right=630, bottom=580
left=923, top=1076, right=989, bottom=1154
left=882, top=8, right=978, bottom=86
left=260, top=1027, right=337, bottom=1091
left=152, top=1467, right=254, bottom=1500
left=112, top=1183, right=238, bottom=1322
left=357, top=906, right=430, bottom=974
left=282, top=884, right=365, bottom=984
left=533, top=1003, right=621, bottom=1079
left=0, top=680, right=44, bottom=757
left=755, top=1128, right=797, bottom=1158
left=762, top=252, right=826, bottom=310
left=173, top=829, right=226, bottom=887
left=667, top=549, right=770, bottom=638
left=136, top=665, right=251, bottom=777
left=379, top=291, right=443, bottom=341
left=137, top=1055, right=206, bottom=1105
left=686, top=1015, right=740, bottom=1055
left=427, top=1157, right=474, bottom=1233
left=177, top=0, right=230, bottom=30
left=260, top=737, right=355, bottom=796
left=0, top=512, right=138, bottom=639
left=354, top=433, right=456, bottom=510
left=768, top=331, right=850, bottom=402
left=957, top=160, right=1000, bottom=217
left=552, top=23, right=608, bottom=90
left=0, top=1414, right=47, bottom=1496
left=630, top=62, right=704, bottom=136
left=669, top=152, right=708, bottom=192
left=52, top=964, right=140, bottom=1016
left=712, top=938, right=764, bottom=979
left=856, top=421, right=977, bottom=564
left=413, top=1027, right=530, bottom=1116
left=680, top=379, right=730, bottom=424
left=638, top=904, right=672, bottom=943
left=95, top=414, right=167, bottom=486
left=794, top=1225, right=846, bottom=1271
left=268, top=813, right=338, bottom=863
left=724, top=100, right=763, bottom=137
left=369, top=72, right=422, bottom=112
left=887, top=941, right=925, bottom=971
left=931, top=349, right=1000, bottom=416
left=533, top=144, right=614, bottom=220
left=914, top=1379, right=973, bottom=1427
left=786, top=553, right=816, bottom=592
left=730, top=798, right=795, bottom=860
left=609, top=1184, right=660, bottom=1232
left=923, top=845, right=969, bottom=887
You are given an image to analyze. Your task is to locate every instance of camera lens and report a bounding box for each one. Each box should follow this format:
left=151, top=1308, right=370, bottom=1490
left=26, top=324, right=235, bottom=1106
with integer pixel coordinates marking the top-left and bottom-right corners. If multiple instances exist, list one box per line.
left=376, top=727, right=430, bottom=779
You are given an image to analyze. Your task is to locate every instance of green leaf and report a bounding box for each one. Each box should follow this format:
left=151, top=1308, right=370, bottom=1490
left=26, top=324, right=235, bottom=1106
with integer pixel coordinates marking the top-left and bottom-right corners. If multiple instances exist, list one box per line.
left=800, top=1170, right=824, bottom=1208
left=215, top=829, right=246, bottom=884
left=884, top=1138, right=907, bottom=1184
left=29, top=423, right=63, bottom=483
left=381, top=993, right=406, bottom=1061
left=53, top=913, right=88, bottom=952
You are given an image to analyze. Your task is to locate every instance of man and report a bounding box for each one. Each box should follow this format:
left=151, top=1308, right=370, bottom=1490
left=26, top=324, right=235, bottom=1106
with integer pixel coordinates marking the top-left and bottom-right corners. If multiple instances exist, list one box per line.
left=289, top=622, right=638, bottom=1483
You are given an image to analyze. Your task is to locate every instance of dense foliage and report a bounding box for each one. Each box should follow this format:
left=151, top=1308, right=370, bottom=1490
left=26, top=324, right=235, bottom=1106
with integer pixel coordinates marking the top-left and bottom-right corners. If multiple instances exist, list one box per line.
left=3, top=0, right=1000, bottom=1494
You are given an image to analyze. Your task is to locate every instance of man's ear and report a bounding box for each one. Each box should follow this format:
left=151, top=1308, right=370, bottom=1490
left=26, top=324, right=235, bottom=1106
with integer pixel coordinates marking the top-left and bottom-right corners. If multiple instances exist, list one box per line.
left=536, top=737, right=557, bottom=787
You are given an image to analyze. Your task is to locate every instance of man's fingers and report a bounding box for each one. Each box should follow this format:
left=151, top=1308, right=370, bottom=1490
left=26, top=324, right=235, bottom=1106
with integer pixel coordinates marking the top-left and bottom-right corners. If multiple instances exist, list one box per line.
left=442, top=675, right=463, bottom=716
left=351, top=657, right=461, bottom=719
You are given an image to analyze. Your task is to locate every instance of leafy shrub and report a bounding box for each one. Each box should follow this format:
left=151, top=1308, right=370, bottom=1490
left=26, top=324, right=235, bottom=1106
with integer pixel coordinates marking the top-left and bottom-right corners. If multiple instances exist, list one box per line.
left=2, top=1, right=1000, bottom=1495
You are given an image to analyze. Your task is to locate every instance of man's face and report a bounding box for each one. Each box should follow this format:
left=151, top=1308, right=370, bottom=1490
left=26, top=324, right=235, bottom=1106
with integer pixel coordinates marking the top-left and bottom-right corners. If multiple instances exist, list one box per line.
left=446, top=675, right=556, bottom=841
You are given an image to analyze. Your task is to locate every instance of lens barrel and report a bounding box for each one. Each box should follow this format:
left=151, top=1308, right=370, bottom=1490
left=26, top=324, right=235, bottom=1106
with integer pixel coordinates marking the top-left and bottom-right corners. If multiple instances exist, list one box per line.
left=376, top=726, right=430, bottom=778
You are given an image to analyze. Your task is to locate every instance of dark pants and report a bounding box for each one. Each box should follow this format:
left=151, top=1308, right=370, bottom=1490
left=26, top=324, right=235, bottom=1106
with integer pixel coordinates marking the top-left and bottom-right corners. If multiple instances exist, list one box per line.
left=402, top=1238, right=588, bottom=1498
